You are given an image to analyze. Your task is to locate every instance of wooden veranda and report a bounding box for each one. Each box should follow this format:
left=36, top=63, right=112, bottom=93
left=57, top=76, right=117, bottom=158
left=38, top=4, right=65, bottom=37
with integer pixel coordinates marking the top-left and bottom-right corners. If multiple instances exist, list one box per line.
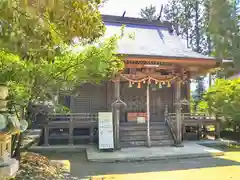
left=42, top=112, right=220, bottom=146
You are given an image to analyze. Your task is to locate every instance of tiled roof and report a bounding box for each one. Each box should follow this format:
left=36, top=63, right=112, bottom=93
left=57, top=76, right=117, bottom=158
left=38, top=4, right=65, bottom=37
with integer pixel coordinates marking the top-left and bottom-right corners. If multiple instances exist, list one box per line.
left=102, top=15, right=214, bottom=60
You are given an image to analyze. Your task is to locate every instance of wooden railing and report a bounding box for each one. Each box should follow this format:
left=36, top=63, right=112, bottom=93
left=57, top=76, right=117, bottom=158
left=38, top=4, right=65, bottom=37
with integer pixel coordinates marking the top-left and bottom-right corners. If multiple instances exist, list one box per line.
left=165, top=113, right=177, bottom=143
left=43, top=113, right=98, bottom=145
left=165, top=113, right=221, bottom=142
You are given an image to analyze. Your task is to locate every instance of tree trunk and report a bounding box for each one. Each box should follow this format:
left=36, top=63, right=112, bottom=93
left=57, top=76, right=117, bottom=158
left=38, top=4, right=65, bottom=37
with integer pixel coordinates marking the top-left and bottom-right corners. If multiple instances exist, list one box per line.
left=208, top=73, right=212, bottom=87
left=195, top=0, right=200, bottom=53
left=12, top=106, right=26, bottom=160
left=13, top=133, right=23, bottom=161
left=11, top=134, right=18, bottom=157
left=207, top=35, right=211, bottom=55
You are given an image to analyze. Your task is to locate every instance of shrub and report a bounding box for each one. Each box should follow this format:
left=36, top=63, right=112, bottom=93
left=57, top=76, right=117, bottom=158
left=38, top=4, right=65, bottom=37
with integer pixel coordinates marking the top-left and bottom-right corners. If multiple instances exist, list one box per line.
left=203, top=78, right=240, bottom=133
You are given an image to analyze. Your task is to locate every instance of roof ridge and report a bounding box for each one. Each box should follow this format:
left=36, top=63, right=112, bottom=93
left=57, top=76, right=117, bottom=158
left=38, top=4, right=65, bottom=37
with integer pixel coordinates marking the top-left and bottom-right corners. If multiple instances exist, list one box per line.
left=101, top=14, right=174, bottom=32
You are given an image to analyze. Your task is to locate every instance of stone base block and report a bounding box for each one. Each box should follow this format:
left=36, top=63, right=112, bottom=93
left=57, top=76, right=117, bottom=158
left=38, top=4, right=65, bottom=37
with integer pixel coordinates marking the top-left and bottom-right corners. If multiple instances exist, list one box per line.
left=0, top=158, right=19, bottom=179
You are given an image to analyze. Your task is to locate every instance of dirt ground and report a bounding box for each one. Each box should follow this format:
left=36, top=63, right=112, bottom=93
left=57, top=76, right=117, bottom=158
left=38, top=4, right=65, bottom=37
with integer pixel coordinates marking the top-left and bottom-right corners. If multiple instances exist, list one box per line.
left=41, top=146, right=240, bottom=180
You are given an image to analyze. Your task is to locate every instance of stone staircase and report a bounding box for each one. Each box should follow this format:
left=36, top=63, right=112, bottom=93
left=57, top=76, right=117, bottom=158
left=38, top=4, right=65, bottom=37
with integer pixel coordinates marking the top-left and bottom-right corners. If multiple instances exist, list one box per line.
left=120, top=121, right=174, bottom=147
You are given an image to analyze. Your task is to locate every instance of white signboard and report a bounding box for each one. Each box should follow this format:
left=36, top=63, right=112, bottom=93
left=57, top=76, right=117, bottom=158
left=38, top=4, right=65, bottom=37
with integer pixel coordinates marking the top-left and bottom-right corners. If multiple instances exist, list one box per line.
left=98, top=112, right=114, bottom=150
left=137, top=117, right=145, bottom=124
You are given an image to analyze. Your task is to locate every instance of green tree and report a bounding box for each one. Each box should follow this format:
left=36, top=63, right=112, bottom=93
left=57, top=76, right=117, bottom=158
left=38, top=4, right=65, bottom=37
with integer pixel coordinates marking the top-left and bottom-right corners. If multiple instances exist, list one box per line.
left=164, top=0, right=194, bottom=48
left=208, top=0, right=240, bottom=67
left=0, top=35, right=123, bottom=159
left=203, top=78, right=240, bottom=133
left=0, top=0, right=105, bottom=61
left=0, top=0, right=124, bottom=159
left=140, top=5, right=159, bottom=20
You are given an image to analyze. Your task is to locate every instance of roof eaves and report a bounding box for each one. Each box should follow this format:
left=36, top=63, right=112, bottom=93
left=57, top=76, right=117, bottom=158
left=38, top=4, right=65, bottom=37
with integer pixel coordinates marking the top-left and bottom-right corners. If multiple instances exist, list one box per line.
left=118, top=54, right=216, bottom=61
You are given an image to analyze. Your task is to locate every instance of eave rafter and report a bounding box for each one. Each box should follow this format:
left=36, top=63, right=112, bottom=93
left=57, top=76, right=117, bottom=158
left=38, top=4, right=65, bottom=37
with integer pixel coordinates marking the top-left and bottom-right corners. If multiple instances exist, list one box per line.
left=123, top=56, right=217, bottom=78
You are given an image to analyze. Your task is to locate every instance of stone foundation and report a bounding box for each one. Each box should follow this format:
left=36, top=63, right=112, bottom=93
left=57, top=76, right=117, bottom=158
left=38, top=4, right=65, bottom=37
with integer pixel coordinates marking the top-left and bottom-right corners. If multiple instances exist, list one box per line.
left=0, top=158, right=19, bottom=179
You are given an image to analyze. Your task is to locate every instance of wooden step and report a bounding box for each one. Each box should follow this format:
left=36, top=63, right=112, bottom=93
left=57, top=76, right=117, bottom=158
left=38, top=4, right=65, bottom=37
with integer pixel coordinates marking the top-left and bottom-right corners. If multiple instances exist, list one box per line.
left=120, top=125, right=167, bottom=131
left=120, top=139, right=173, bottom=148
left=120, top=134, right=170, bottom=142
left=120, top=140, right=146, bottom=147
left=120, top=130, right=168, bottom=136
left=151, top=139, right=174, bottom=146
left=150, top=130, right=169, bottom=136
left=120, top=122, right=165, bottom=126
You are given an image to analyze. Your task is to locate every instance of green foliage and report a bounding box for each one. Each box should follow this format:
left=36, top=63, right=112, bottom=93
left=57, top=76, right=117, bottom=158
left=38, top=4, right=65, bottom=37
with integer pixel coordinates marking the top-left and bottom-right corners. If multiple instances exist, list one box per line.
left=164, top=0, right=204, bottom=52
left=208, top=0, right=240, bottom=67
left=0, top=36, right=123, bottom=112
left=0, top=0, right=123, bottom=115
left=140, top=5, right=159, bottom=20
left=197, top=100, right=209, bottom=113
left=203, top=78, right=240, bottom=130
left=0, top=0, right=105, bottom=60
left=55, top=104, right=70, bottom=113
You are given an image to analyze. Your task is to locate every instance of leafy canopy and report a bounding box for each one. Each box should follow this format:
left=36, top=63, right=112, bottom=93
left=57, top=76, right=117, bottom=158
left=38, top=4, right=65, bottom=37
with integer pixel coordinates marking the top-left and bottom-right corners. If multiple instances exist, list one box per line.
left=208, top=0, right=240, bottom=67
left=0, top=0, right=105, bottom=61
left=0, top=0, right=124, bottom=113
left=140, top=5, right=159, bottom=21
left=202, top=78, right=240, bottom=129
left=2, top=36, right=124, bottom=109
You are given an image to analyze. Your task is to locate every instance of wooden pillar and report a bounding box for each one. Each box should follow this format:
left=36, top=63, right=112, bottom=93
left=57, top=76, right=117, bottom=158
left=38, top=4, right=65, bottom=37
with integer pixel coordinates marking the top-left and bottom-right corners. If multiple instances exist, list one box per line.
left=70, top=95, right=75, bottom=113
left=215, top=123, right=220, bottom=139
left=182, top=113, right=185, bottom=141
left=113, top=80, right=120, bottom=150
left=146, top=84, right=151, bottom=147
left=175, top=78, right=183, bottom=146
left=164, top=104, right=168, bottom=122
left=44, top=126, right=49, bottom=146
left=215, top=115, right=220, bottom=139
left=68, top=115, right=73, bottom=145
left=186, top=80, right=191, bottom=112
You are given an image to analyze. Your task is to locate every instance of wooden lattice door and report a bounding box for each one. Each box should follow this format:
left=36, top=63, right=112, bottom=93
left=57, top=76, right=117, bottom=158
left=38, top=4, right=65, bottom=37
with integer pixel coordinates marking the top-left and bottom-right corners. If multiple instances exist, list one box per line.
left=150, top=86, right=165, bottom=122
left=120, top=82, right=146, bottom=122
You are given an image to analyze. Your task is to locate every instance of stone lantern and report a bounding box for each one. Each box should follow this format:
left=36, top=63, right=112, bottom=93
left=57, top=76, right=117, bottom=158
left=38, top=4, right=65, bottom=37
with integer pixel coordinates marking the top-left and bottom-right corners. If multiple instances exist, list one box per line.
left=0, top=85, right=19, bottom=179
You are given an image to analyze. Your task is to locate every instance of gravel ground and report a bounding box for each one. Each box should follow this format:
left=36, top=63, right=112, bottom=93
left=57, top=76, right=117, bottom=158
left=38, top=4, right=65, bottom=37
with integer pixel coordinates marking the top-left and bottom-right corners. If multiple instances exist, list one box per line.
left=41, top=151, right=240, bottom=179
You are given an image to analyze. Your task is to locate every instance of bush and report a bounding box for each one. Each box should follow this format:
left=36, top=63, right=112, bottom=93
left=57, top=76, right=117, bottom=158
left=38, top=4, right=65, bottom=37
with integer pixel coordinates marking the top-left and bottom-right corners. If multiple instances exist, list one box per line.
left=203, top=78, right=240, bottom=133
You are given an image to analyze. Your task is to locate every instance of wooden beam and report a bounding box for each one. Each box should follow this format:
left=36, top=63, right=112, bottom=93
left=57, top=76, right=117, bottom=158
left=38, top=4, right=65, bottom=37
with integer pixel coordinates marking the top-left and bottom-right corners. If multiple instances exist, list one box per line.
left=70, top=95, right=75, bottom=113
left=175, top=78, right=183, bottom=146
left=69, top=116, right=73, bottom=145
left=44, top=127, right=49, bottom=146
left=113, top=80, right=120, bottom=150
left=186, top=80, right=191, bottom=112
left=125, top=57, right=217, bottom=66
left=146, top=84, right=151, bottom=147
left=125, top=63, right=175, bottom=70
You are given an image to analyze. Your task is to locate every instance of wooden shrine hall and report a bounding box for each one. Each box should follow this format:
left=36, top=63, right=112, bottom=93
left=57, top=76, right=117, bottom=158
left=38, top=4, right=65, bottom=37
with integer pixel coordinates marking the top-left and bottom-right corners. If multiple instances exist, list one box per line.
left=43, top=15, right=220, bottom=149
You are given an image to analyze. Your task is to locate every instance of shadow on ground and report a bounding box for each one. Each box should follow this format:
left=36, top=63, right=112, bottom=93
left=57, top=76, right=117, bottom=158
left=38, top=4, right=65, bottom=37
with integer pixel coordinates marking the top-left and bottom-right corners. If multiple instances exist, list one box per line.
left=40, top=147, right=240, bottom=179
